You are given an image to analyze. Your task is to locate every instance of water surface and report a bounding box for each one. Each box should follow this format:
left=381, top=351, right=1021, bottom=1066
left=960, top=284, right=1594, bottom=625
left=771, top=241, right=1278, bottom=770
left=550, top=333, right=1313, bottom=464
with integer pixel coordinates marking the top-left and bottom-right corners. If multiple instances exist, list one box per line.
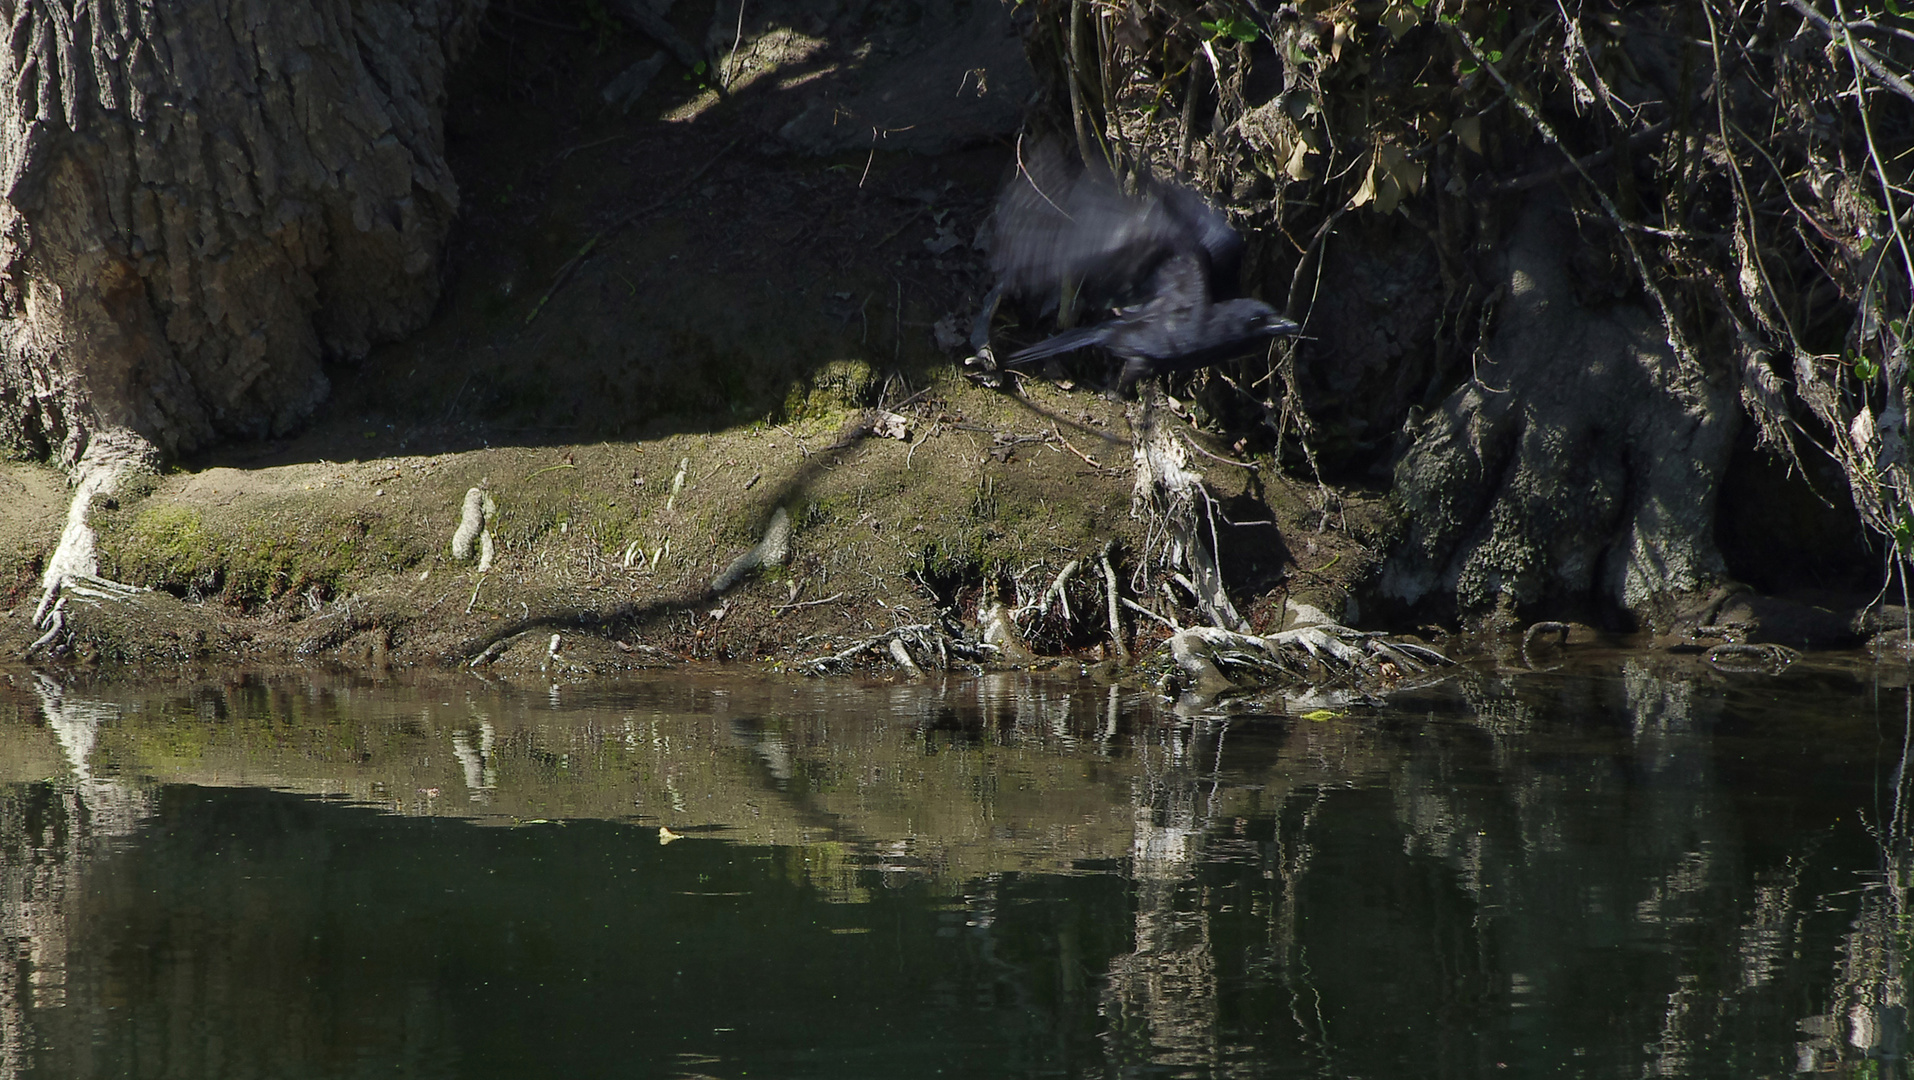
left=0, top=657, right=1906, bottom=1077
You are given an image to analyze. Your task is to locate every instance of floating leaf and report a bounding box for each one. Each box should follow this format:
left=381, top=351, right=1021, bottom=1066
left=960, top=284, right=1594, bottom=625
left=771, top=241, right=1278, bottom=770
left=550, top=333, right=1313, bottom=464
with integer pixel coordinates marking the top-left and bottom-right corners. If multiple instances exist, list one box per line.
left=1300, top=709, right=1341, bottom=722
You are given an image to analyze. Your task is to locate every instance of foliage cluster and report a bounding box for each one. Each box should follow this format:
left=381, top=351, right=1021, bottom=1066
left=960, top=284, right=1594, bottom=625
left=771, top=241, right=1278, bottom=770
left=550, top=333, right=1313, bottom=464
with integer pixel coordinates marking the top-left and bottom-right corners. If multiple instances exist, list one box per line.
left=1025, top=0, right=1914, bottom=571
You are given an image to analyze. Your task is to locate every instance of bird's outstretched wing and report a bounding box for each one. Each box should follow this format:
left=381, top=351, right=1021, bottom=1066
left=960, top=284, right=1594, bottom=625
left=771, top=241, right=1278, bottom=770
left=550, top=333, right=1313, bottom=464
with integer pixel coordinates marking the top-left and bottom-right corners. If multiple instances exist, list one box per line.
left=1002, top=322, right=1113, bottom=367
left=1004, top=252, right=1208, bottom=368
left=989, top=142, right=1241, bottom=313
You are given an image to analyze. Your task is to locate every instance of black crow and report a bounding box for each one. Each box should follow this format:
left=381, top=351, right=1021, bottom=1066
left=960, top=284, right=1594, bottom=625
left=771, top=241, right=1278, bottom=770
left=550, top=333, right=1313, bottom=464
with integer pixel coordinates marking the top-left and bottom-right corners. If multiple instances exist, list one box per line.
left=981, top=144, right=1298, bottom=392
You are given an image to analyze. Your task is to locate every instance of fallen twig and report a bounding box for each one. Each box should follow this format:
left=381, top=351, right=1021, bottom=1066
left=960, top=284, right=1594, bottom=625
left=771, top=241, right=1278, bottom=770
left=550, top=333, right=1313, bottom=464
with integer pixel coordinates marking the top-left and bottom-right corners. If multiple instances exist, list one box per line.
left=799, top=622, right=995, bottom=674
left=1179, top=432, right=1258, bottom=470
left=1051, top=427, right=1103, bottom=468
left=774, top=591, right=847, bottom=613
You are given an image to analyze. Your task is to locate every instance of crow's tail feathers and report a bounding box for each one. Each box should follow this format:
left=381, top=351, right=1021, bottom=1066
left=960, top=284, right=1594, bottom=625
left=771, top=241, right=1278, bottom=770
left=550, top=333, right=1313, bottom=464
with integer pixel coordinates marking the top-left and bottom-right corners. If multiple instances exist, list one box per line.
left=1005, top=324, right=1110, bottom=366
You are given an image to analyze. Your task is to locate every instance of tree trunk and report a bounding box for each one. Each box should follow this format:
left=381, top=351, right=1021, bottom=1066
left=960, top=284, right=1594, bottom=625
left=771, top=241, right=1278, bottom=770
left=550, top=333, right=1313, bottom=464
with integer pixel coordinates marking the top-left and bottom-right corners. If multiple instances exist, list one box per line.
left=1378, top=195, right=1740, bottom=628
left=0, top=0, right=484, bottom=464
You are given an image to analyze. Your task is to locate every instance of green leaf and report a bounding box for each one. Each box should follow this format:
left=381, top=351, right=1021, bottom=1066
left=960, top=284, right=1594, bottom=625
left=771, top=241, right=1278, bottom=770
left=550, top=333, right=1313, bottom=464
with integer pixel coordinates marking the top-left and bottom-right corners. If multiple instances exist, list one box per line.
left=1889, top=0, right=1904, bottom=15
left=1201, top=16, right=1260, bottom=43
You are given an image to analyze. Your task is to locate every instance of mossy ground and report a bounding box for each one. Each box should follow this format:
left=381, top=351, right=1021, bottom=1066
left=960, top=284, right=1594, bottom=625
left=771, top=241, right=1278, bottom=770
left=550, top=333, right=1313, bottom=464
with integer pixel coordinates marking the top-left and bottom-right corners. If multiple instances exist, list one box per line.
left=0, top=366, right=1385, bottom=674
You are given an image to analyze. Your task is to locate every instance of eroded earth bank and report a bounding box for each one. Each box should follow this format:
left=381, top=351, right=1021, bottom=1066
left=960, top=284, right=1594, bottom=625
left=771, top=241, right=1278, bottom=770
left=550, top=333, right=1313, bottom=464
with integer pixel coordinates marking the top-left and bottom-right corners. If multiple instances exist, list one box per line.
left=0, top=0, right=1901, bottom=686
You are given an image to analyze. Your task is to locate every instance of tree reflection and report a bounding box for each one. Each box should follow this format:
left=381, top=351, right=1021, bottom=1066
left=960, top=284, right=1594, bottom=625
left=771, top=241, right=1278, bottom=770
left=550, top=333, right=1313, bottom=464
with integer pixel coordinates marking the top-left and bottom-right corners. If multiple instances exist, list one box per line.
left=0, top=662, right=1906, bottom=1077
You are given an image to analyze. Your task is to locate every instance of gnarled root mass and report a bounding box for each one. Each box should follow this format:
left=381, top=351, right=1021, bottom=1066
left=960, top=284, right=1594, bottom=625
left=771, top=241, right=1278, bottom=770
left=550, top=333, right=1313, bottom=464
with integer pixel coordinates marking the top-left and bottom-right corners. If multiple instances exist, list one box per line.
left=1017, top=0, right=1914, bottom=629
left=1164, top=603, right=1453, bottom=699
left=1130, top=409, right=1452, bottom=697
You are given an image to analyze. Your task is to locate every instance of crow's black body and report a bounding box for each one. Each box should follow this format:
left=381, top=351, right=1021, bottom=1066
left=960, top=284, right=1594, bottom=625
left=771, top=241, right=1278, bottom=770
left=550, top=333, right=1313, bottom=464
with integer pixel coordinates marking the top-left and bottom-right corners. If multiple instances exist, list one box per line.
left=986, top=145, right=1298, bottom=391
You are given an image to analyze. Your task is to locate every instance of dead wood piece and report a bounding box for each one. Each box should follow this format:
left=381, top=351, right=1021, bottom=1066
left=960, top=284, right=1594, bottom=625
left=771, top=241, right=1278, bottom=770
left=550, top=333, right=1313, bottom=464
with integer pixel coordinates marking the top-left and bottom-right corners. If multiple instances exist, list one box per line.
left=1706, top=642, right=1800, bottom=672
left=1163, top=619, right=1453, bottom=696
left=801, top=623, right=996, bottom=674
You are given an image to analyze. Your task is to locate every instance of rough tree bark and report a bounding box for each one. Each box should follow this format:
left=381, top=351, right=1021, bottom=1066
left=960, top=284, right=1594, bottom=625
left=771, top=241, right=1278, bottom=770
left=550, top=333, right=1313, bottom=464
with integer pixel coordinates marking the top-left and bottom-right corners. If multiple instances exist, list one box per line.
left=0, top=0, right=483, bottom=462
left=0, top=0, right=483, bottom=615
left=1379, top=195, right=1741, bottom=627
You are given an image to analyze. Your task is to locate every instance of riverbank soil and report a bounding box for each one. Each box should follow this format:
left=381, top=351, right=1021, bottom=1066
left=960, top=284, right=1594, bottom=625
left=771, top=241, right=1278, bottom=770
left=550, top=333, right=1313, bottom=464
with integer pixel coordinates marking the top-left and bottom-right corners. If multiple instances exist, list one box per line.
left=0, top=2, right=1388, bottom=674
left=0, top=1, right=1891, bottom=674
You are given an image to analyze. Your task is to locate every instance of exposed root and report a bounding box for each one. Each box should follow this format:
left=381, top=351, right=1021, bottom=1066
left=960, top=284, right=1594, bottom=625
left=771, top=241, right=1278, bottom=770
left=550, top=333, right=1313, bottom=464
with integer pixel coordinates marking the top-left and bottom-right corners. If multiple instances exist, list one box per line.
left=800, top=622, right=996, bottom=675
left=1159, top=600, right=1452, bottom=699
left=30, top=429, right=160, bottom=655
left=1707, top=642, right=1800, bottom=673
left=1098, top=541, right=1128, bottom=663
left=1521, top=621, right=1572, bottom=667
left=712, top=506, right=792, bottom=593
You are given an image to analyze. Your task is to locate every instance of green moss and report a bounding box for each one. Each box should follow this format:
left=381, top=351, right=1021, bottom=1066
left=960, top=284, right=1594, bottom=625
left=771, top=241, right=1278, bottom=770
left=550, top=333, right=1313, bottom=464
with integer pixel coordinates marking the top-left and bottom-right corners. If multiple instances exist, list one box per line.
left=103, top=505, right=429, bottom=609
left=111, top=506, right=221, bottom=596
left=781, top=359, right=875, bottom=420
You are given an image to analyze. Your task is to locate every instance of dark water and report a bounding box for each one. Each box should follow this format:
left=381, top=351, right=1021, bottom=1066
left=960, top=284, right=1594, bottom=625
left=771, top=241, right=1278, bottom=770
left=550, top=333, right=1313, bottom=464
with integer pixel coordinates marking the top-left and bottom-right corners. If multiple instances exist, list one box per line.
left=0, top=656, right=1908, bottom=1078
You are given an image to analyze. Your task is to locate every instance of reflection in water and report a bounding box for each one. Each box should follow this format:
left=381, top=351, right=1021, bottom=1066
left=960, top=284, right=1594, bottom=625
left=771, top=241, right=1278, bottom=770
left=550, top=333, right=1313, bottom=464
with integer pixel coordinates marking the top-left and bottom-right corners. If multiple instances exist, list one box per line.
left=0, top=659, right=1906, bottom=1076
left=2, top=675, right=154, bottom=1077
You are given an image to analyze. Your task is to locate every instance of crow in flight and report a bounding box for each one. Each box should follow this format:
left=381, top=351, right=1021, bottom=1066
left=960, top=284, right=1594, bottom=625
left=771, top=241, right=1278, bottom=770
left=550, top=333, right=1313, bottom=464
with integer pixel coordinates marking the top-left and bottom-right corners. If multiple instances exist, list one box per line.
left=979, top=144, right=1299, bottom=393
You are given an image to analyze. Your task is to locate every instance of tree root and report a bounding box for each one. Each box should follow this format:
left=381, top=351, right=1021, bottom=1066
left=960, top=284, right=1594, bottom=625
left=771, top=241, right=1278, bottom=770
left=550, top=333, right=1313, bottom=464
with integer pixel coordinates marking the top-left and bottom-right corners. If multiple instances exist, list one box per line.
left=799, top=622, right=997, bottom=675
left=1706, top=642, right=1799, bottom=673
left=1160, top=601, right=1452, bottom=698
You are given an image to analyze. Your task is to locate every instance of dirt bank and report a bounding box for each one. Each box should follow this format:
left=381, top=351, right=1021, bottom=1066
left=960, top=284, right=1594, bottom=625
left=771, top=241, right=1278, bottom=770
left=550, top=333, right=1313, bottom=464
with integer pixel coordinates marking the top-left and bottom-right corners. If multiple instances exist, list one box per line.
left=0, top=2, right=1404, bottom=678
left=4, top=2, right=1892, bottom=679
left=0, top=371, right=1384, bottom=675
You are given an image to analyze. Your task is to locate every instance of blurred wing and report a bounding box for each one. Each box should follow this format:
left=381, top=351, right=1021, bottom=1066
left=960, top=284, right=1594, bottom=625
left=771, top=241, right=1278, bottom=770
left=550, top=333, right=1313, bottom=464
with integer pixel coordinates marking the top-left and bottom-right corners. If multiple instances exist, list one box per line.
left=1157, top=184, right=1243, bottom=296
left=1134, top=252, right=1210, bottom=322
left=990, top=144, right=1236, bottom=309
